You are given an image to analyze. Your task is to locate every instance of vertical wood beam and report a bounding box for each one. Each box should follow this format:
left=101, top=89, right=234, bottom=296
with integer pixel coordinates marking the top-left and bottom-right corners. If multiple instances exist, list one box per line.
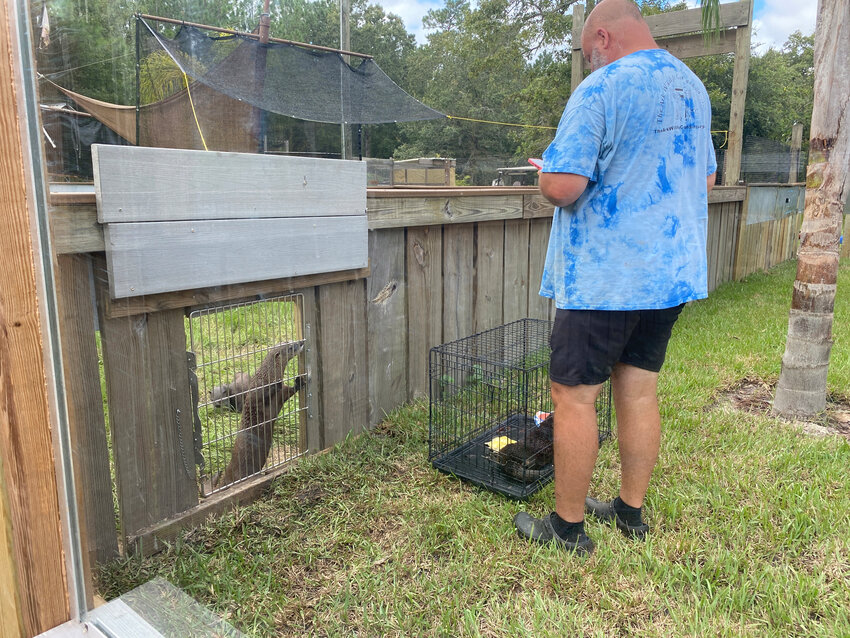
left=94, top=260, right=198, bottom=541
left=0, top=449, right=24, bottom=638
left=54, top=255, right=118, bottom=570
left=317, top=280, right=369, bottom=447
left=366, top=229, right=407, bottom=426
left=406, top=227, right=442, bottom=400
left=789, top=121, right=804, bottom=183
left=0, top=0, right=70, bottom=632
left=724, top=0, right=753, bottom=185
left=570, top=3, right=586, bottom=94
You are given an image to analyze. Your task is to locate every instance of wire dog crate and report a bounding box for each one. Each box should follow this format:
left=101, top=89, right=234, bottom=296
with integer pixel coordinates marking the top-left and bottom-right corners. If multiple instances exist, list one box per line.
left=429, top=318, right=612, bottom=499
left=188, top=294, right=307, bottom=495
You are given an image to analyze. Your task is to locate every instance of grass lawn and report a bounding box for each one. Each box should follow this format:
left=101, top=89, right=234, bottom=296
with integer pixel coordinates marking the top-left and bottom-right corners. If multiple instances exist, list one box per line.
left=97, top=259, right=850, bottom=637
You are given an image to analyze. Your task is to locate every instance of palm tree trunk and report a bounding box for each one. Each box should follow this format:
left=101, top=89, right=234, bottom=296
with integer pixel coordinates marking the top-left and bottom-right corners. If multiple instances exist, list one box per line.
left=773, top=0, right=849, bottom=417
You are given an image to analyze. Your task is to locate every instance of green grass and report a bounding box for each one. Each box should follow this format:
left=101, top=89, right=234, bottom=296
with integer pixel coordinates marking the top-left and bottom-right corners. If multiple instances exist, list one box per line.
left=97, top=259, right=850, bottom=637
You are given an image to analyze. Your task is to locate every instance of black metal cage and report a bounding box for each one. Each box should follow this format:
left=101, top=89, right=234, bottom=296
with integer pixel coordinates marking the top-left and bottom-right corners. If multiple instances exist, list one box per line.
left=428, top=318, right=612, bottom=499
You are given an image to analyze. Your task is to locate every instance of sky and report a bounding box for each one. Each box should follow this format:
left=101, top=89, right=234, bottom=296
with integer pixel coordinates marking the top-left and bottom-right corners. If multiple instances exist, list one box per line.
left=382, top=0, right=817, bottom=53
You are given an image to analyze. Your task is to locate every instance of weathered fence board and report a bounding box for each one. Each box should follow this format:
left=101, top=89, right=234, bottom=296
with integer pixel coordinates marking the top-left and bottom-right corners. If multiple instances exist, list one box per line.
left=104, top=216, right=369, bottom=298
left=95, top=269, right=198, bottom=539
left=656, top=32, right=734, bottom=58
left=298, top=288, right=322, bottom=454
left=503, top=220, right=531, bottom=324
left=407, top=226, right=443, bottom=399
left=101, top=267, right=370, bottom=320
left=54, top=254, right=118, bottom=570
left=317, top=280, right=369, bottom=447
left=367, top=229, right=408, bottom=426
left=442, top=225, right=475, bottom=343
left=92, top=145, right=366, bottom=222
left=367, top=195, right=523, bottom=229
left=527, top=218, right=553, bottom=320
left=475, top=221, right=506, bottom=333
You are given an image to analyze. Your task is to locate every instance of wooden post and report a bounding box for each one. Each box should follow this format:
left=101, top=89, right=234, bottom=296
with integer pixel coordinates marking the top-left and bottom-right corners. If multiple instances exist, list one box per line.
left=317, top=280, right=369, bottom=447
left=570, top=3, right=586, bottom=94
left=340, top=0, right=352, bottom=159
left=723, top=0, right=753, bottom=185
left=94, top=259, right=198, bottom=542
left=367, top=229, right=408, bottom=426
left=0, top=0, right=71, bottom=633
left=788, top=121, right=804, bottom=183
left=54, top=254, right=119, bottom=569
left=0, top=448, right=24, bottom=638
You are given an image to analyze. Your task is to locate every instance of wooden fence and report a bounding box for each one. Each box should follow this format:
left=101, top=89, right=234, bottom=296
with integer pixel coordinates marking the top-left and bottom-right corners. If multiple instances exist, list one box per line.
left=49, top=182, right=809, bottom=568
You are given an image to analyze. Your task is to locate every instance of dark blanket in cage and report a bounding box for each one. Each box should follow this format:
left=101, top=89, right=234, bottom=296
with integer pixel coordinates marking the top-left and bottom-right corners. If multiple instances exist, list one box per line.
left=431, top=413, right=554, bottom=500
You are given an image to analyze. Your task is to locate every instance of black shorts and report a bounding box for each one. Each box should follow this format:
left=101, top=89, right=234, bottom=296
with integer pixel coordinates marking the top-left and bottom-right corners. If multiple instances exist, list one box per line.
left=549, top=305, right=685, bottom=386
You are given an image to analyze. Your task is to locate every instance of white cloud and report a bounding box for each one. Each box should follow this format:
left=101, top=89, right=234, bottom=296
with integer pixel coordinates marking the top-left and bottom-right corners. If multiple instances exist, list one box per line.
left=380, top=0, right=443, bottom=44
left=751, top=0, right=817, bottom=53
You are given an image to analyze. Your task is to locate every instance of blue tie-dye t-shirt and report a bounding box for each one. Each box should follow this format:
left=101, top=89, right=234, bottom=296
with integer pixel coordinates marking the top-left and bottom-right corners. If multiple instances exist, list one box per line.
left=539, top=49, right=717, bottom=310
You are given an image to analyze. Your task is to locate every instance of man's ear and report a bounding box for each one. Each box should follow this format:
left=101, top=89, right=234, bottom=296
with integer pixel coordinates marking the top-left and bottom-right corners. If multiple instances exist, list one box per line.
left=597, top=28, right=611, bottom=49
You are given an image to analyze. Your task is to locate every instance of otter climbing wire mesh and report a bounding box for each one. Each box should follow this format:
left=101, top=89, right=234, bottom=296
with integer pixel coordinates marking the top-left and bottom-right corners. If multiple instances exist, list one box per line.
left=138, top=16, right=445, bottom=125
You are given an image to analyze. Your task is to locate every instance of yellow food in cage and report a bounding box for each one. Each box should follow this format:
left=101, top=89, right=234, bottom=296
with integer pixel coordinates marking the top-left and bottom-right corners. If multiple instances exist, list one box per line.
left=485, top=436, right=516, bottom=452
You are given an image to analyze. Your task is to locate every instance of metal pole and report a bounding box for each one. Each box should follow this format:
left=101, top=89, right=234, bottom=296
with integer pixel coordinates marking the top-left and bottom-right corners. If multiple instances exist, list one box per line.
left=255, top=0, right=271, bottom=153
left=340, top=0, right=351, bottom=160
left=135, top=14, right=141, bottom=146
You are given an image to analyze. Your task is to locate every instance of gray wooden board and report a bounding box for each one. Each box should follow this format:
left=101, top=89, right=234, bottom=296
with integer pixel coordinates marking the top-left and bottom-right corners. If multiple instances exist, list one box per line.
left=292, top=289, right=313, bottom=454
left=367, top=229, right=408, bottom=427
left=317, top=280, right=369, bottom=448
left=367, top=195, right=523, bottom=229
left=503, top=220, right=530, bottom=324
left=50, top=204, right=104, bottom=254
left=104, top=216, right=368, bottom=298
left=442, top=224, right=475, bottom=344
left=55, top=254, right=119, bottom=566
left=96, top=267, right=198, bottom=538
left=406, top=226, right=443, bottom=400
left=644, top=1, right=749, bottom=39
left=656, top=32, right=734, bottom=59
left=475, top=221, right=505, bottom=333
left=92, top=144, right=366, bottom=222
left=724, top=5, right=753, bottom=185
left=527, top=218, right=552, bottom=320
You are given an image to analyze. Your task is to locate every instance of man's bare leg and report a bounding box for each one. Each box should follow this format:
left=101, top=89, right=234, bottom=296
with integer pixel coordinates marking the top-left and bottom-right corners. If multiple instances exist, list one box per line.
left=551, top=380, right=604, bottom=522
left=609, top=362, right=661, bottom=508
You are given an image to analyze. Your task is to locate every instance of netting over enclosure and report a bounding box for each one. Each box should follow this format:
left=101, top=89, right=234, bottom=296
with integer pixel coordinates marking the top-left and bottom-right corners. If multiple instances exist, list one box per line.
left=140, top=18, right=444, bottom=125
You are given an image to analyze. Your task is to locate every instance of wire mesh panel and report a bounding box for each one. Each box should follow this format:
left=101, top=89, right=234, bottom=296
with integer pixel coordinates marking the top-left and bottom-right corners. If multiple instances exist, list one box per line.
left=188, top=294, right=307, bottom=495
left=429, top=318, right=612, bottom=500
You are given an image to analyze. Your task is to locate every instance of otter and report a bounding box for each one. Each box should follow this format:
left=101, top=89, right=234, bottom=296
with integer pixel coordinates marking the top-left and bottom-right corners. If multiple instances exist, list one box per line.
left=214, top=341, right=304, bottom=488
left=499, top=412, right=554, bottom=482
left=209, top=371, right=251, bottom=412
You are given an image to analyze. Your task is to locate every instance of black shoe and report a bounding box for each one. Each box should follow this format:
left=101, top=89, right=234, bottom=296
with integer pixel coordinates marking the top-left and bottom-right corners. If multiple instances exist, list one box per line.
left=513, top=512, right=595, bottom=556
left=585, top=497, right=649, bottom=539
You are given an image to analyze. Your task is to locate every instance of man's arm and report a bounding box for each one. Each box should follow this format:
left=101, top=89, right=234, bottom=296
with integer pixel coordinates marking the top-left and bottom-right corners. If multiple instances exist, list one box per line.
left=539, top=172, right=590, bottom=208
left=706, top=171, right=716, bottom=193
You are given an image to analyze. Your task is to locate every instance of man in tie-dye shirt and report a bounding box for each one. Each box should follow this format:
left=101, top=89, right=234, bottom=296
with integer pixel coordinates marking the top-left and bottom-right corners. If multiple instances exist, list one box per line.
left=514, top=0, right=717, bottom=555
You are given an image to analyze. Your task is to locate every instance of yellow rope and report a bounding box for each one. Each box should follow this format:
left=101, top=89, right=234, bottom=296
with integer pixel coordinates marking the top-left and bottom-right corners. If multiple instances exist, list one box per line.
left=446, top=114, right=556, bottom=130
left=445, top=114, right=730, bottom=150
left=183, top=72, right=208, bottom=151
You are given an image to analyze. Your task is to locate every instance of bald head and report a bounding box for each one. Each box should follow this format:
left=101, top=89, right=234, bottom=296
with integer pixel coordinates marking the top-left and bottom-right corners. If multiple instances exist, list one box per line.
left=581, top=0, right=657, bottom=71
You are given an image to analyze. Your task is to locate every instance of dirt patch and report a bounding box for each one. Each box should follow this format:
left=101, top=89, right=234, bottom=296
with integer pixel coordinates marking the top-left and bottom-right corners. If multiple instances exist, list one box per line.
left=714, top=378, right=850, bottom=440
